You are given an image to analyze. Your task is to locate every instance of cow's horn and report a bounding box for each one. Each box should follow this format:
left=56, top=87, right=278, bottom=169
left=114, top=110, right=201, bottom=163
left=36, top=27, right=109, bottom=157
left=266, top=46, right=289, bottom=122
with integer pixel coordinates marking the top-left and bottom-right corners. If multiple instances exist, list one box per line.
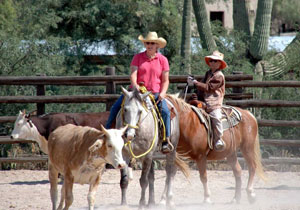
left=100, top=124, right=109, bottom=135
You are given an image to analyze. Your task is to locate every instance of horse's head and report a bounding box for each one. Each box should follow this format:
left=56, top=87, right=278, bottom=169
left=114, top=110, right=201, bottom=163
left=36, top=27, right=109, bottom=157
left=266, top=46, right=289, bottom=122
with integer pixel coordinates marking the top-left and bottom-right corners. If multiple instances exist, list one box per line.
left=11, top=110, right=35, bottom=140
left=121, top=87, right=151, bottom=141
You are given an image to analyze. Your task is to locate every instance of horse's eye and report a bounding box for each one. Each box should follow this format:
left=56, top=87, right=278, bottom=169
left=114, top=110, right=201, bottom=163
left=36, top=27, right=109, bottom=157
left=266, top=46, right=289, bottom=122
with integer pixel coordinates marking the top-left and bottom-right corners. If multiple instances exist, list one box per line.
left=138, top=110, right=142, bottom=115
left=107, top=144, right=113, bottom=148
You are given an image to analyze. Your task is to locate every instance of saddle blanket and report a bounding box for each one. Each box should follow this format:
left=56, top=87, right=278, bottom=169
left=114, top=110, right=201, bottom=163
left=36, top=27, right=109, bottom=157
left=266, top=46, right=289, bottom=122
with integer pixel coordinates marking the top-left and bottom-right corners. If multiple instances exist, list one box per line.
left=191, top=105, right=242, bottom=149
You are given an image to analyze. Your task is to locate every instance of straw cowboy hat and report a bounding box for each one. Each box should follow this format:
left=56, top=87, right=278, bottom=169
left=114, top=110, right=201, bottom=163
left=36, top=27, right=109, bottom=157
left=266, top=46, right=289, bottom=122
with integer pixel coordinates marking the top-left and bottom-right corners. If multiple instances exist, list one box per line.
left=205, top=50, right=227, bottom=70
left=138, top=32, right=167, bottom=49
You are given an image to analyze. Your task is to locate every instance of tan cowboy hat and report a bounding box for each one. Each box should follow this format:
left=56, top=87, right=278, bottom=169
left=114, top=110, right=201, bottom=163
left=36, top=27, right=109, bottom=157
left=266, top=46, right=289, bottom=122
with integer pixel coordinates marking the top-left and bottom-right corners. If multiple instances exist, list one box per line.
left=138, top=32, right=167, bottom=49
left=205, top=50, right=227, bottom=70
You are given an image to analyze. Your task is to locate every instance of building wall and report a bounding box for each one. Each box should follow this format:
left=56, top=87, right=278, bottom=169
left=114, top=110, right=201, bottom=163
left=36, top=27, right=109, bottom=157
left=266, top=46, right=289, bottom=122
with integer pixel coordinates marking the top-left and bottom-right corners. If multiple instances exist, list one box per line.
left=205, top=0, right=258, bottom=30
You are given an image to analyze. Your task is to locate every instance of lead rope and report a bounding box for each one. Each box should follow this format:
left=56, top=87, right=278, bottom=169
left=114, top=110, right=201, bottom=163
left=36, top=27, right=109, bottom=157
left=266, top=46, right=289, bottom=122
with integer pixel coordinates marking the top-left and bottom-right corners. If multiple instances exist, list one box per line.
left=121, top=93, right=159, bottom=159
left=139, top=86, right=166, bottom=142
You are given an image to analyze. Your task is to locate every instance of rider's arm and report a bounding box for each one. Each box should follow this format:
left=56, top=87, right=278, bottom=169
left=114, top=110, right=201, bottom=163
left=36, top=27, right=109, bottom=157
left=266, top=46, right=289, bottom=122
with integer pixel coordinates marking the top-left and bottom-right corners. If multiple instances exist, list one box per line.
left=159, top=71, right=169, bottom=99
left=130, top=65, right=139, bottom=90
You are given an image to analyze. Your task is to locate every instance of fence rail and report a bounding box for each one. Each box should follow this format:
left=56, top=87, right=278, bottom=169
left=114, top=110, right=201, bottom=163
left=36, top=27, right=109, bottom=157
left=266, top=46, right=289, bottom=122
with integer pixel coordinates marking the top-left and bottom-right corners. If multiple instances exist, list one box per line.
left=0, top=71, right=299, bottom=166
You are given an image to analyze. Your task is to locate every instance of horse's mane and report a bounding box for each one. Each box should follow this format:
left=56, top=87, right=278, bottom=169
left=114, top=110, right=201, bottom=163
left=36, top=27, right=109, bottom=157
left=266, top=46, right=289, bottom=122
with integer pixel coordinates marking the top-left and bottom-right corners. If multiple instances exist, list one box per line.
left=166, top=94, right=192, bottom=112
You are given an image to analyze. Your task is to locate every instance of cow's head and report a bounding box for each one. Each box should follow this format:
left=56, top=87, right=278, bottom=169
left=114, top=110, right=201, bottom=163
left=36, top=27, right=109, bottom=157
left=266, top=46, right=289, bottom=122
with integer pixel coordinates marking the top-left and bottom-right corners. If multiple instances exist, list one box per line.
left=88, top=124, right=128, bottom=169
left=11, top=110, right=36, bottom=140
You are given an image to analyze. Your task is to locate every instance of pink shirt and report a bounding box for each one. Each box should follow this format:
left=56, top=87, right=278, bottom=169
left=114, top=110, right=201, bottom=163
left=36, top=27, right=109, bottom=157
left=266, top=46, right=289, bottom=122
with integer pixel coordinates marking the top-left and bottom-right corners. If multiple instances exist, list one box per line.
left=131, top=51, right=169, bottom=93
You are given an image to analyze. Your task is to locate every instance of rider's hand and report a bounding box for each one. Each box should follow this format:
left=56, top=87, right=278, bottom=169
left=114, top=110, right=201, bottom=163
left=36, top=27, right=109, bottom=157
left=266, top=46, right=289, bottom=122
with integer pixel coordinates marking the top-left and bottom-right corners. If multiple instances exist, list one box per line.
left=157, top=92, right=166, bottom=104
left=187, top=76, right=196, bottom=86
left=134, top=84, right=140, bottom=91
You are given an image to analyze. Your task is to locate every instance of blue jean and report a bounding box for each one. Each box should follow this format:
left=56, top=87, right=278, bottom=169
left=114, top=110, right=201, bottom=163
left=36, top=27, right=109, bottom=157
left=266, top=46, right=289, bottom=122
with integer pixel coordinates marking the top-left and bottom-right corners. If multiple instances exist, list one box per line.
left=106, top=94, right=124, bottom=129
left=105, top=93, right=171, bottom=138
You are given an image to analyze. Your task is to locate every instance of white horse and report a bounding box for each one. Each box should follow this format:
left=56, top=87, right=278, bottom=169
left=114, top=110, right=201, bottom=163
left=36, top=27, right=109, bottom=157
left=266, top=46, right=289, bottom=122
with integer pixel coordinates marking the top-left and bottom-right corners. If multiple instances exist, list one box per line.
left=117, top=87, right=189, bottom=209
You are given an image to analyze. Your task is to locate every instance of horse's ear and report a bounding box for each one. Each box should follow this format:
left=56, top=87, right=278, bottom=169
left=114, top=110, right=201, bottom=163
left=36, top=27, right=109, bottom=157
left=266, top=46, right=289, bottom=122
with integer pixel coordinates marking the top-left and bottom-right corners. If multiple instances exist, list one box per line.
left=121, top=86, right=130, bottom=98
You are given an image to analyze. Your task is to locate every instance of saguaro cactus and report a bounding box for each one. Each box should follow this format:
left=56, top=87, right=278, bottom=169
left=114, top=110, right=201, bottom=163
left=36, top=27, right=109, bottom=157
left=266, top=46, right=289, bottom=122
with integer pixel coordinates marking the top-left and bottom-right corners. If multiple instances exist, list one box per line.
left=192, top=0, right=217, bottom=52
left=249, top=0, right=273, bottom=61
left=255, top=33, right=300, bottom=77
left=181, top=0, right=192, bottom=74
left=233, top=0, right=251, bottom=37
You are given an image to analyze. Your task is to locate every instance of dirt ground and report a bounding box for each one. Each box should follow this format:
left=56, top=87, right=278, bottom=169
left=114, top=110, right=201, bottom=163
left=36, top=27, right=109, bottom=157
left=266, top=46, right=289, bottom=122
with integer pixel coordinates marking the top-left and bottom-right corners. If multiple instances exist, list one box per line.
left=0, top=169, right=300, bottom=210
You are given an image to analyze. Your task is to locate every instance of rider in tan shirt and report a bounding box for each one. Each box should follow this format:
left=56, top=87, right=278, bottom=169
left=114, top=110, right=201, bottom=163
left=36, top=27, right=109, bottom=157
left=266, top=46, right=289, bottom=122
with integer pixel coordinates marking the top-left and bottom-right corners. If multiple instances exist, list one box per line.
left=187, top=51, right=227, bottom=151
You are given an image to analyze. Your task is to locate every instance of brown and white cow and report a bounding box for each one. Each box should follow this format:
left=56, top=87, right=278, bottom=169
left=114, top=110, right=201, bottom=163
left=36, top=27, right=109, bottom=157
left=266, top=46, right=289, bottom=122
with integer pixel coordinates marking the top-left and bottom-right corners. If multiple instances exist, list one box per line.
left=10, top=110, right=112, bottom=154
left=48, top=124, right=127, bottom=210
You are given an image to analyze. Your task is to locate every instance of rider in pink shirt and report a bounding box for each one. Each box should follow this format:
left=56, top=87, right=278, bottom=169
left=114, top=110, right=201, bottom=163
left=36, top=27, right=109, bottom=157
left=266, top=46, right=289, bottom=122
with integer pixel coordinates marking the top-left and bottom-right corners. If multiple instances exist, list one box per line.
left=106, top=31, right=173, bottom=154
left=131, top=51, right=169, bottom=93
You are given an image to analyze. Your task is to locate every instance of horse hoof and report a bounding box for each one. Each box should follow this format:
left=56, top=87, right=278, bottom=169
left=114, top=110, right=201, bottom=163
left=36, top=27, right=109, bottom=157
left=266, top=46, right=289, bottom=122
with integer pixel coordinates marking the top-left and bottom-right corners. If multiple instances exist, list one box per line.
left=230, top=198, right=240, bottom=204
left=166, top=202, right=176, bottom=210
left=203, top=198, right=212, bottom=204
left=248, top=194, right=256, bottom=204
left=159, top=198, right=166, bottom=206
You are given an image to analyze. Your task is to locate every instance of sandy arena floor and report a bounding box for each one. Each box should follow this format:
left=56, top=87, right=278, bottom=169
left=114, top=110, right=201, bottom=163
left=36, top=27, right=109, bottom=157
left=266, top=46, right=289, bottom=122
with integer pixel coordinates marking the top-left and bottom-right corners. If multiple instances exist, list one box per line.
left=0, top=169, right=300, bottom=210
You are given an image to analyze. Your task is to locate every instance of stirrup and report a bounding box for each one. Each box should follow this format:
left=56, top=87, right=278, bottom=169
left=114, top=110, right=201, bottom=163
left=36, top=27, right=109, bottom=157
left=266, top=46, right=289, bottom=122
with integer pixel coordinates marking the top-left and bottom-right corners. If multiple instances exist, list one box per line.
left=161, top=138, right=174, bottom=154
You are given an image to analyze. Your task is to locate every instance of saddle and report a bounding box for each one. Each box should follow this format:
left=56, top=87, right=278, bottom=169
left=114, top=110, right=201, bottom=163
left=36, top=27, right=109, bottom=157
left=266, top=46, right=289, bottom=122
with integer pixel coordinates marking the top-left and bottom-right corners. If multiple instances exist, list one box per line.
left=190, top=102, right=242, bottom=149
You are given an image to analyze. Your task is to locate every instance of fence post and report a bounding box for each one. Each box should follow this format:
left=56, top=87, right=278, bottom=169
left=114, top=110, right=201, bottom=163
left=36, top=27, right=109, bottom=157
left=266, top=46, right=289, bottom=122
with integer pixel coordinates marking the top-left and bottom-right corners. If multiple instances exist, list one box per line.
left=232, top=71, right=244, bottom=100
left=36, top=74, right=45, bottom=115
left=105, top=67, right=116, bottom=111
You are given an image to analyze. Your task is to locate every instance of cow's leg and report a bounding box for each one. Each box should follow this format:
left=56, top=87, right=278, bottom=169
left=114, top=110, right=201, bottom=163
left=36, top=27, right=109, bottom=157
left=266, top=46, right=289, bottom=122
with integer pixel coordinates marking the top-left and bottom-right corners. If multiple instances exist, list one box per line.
left=63, top=171, right=74, bottom=210
left=148, top=160, right=155, bottom=207
left=163, top=151, right=177, bottom=208
left=57, top=182, right=65, bottom=210
left=139, top=157, right=152, bottom=210
left=227, top=153, right=242, bottom=203
left=120, top=166, right=129, bottom=205
left=196, top=157, right=211, bottom=203
left=87, top=175, right=101, bottom=210
left=49, top=163, right=59, bottom=210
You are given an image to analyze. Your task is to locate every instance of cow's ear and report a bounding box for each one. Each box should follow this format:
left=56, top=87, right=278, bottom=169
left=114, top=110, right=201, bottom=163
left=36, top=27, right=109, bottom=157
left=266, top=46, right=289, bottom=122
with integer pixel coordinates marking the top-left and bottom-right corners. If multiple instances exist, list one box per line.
left=89, top=139, right=104, bottom=153
left=27, top=120, right=33, bottom=128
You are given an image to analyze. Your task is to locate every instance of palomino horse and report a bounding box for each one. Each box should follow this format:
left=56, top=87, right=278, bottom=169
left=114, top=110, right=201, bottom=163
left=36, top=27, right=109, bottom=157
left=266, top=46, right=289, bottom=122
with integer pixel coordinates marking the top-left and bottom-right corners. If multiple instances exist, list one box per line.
left=166, top=95, right=266, bottom=204
left=116, top=87, right=189, bottom=209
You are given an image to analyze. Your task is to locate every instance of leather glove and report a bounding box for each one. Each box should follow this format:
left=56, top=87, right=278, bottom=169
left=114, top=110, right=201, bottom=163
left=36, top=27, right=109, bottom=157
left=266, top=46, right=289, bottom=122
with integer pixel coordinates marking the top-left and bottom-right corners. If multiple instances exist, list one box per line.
left=187, top=76, right=196, bottom=86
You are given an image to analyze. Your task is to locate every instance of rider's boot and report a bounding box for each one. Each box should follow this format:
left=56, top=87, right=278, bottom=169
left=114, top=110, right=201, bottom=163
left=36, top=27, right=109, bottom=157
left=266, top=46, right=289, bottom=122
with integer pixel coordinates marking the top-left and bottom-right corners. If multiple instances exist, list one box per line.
left=215, top=139, right=226, bottom=152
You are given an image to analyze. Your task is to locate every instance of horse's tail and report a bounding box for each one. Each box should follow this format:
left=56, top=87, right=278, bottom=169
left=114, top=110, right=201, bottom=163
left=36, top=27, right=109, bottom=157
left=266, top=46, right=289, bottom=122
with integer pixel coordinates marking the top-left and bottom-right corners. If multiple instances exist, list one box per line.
left=254, top=130, right=267, bottom=182
left=175, top=152, right=190, bottom=179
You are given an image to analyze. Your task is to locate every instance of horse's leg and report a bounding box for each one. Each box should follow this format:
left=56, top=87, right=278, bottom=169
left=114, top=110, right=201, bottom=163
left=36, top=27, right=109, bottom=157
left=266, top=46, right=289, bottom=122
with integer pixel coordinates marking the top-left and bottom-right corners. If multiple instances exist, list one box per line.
left=139, top=157, right=152, bottom=210
left=147, top=160, right=155, bottom=207
left=120, top=166, right=129, bottom=205
left=161, top=151, right=177, bottom=208
left=242, top=151, right=257, bottom=203
left=227, top=153, right=242, bottom=203
left=196, top=157, right=211, bottom=203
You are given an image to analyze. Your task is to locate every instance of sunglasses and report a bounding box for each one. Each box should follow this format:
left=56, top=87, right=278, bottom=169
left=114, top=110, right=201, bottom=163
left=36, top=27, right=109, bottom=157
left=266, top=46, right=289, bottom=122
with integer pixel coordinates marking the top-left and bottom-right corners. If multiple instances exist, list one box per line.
left=145, top=42, right=156, bottom=45
left=209, top=59, right=219, bottom=63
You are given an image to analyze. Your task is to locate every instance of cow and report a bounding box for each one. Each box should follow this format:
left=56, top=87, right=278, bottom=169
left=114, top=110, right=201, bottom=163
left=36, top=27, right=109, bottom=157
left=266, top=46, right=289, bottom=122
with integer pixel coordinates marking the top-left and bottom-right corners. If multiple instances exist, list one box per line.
left=48, top=124, right=127, bottom=210
left=10, top=110, right=112, bottom=154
